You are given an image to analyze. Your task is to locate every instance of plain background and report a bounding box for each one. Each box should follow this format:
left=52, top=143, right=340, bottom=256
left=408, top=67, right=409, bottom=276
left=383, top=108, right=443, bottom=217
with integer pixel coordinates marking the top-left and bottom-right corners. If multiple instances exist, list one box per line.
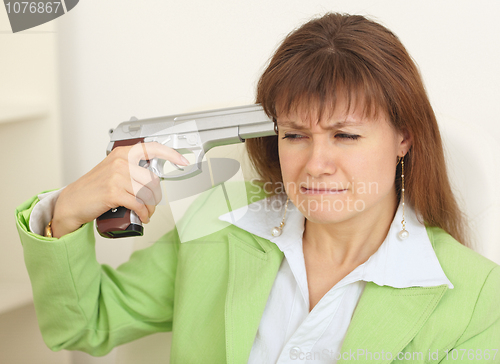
left=1, top=1, right=499, bottom=363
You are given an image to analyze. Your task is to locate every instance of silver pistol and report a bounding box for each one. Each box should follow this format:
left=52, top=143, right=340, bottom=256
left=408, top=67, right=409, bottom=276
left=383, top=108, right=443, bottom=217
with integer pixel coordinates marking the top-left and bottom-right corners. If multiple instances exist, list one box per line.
left=96, top=104, right=275, bottom=238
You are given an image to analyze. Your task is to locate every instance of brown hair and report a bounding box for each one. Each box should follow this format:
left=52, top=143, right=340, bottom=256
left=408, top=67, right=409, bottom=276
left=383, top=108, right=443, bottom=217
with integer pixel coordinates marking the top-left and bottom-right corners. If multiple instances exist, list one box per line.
left=245, top=13, right=471, bottom=247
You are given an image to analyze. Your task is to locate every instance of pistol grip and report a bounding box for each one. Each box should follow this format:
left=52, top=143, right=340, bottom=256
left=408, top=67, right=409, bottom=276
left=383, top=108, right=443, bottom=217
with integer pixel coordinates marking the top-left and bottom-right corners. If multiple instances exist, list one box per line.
left=96, top=137, right=146, bottom=239
left=96, top=207, right=143, bottom=238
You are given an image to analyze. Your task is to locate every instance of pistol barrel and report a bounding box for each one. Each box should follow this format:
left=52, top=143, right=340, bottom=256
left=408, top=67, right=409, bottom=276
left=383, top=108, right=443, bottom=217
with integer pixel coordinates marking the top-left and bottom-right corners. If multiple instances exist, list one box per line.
left=108, top=104, right=275, bottom=143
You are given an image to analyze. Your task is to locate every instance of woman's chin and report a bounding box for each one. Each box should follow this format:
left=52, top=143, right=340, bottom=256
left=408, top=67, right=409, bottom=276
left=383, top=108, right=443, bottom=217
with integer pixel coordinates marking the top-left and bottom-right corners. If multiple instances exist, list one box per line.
left=291, top=194, right=366, bottom=224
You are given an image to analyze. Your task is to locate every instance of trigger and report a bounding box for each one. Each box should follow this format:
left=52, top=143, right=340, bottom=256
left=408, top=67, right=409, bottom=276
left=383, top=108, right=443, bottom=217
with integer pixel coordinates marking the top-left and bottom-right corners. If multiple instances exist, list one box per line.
left=169, top=161, right=185, bottom=171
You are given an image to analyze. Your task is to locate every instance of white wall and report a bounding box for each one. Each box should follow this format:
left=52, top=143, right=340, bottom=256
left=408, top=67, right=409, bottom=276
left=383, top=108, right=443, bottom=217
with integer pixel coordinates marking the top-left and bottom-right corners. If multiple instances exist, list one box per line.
left=5, top=0, right=500, bottom=363
left=0, top=8, right=70, bottom=364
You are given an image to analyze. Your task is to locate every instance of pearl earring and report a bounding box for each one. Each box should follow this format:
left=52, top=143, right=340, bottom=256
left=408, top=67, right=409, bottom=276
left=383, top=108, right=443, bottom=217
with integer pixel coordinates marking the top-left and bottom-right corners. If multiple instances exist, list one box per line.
left=271, top=197, right=290, bottom=237
left=397, top=156, right=409, bottom=240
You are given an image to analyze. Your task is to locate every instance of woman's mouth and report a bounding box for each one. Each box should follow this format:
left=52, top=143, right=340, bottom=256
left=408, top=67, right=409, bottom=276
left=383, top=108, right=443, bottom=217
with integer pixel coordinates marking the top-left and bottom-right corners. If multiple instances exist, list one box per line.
left=300, top=186, right=348, bottom=194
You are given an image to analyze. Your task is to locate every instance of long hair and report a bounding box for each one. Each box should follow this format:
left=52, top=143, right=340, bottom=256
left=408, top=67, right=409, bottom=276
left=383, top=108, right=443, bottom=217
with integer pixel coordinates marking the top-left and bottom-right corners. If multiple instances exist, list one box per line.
left=245, top=13, right=471, bottom=247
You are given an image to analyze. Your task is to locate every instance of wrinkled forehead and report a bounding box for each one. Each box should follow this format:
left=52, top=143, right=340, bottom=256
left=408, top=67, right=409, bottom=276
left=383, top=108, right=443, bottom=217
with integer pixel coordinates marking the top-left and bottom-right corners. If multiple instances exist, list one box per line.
left=275, top=91, right=387, bottom=128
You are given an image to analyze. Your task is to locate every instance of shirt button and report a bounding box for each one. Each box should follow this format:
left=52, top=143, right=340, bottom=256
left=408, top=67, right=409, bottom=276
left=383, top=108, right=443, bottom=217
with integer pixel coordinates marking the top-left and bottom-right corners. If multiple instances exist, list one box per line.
left=291, top=346, right=301, bottom=354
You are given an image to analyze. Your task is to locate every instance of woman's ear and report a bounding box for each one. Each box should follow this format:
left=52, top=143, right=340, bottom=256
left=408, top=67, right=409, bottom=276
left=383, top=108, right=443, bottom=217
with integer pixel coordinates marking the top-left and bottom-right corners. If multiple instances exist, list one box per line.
left=399, top=128, right=412, bottom=155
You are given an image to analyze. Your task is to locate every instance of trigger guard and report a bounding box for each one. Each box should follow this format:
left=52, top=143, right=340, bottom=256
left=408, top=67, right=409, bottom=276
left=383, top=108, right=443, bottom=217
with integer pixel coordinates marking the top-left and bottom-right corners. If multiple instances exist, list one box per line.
left=148, top=158, right=165, bottom=176
left=169, top=161, right=185, bottom=171
left=143, top=150, right=205, bottom=180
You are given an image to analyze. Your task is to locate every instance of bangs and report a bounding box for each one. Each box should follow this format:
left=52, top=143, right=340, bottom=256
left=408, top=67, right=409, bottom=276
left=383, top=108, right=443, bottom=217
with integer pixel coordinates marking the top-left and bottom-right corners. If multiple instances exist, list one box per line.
left=258, top=48, right=389, bottom=125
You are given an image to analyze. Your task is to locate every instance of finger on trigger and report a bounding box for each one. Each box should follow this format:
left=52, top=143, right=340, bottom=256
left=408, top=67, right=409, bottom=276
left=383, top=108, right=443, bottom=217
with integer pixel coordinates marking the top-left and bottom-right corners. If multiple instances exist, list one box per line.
left=142, top=142, right=189, bottom=167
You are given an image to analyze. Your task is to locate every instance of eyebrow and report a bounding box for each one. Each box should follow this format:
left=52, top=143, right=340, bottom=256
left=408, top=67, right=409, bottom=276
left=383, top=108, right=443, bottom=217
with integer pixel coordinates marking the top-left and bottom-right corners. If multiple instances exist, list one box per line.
left=277, top=120, right=362, bottom=130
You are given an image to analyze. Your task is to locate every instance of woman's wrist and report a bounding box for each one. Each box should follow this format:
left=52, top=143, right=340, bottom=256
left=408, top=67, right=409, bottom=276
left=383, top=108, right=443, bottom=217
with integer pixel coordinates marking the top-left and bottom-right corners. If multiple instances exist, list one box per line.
left=50, top=215, right=83, bottom=239
left=51, top=196, right=84, bottom=238
left=49, top=187, right=82, bottom=238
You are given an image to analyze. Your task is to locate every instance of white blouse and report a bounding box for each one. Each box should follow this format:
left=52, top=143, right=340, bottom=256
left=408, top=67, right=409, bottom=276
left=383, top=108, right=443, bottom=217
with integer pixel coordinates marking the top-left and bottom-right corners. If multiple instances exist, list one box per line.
left=218, top=193, right=453, bottom=364
left=30, top=190, right=454, bottom=364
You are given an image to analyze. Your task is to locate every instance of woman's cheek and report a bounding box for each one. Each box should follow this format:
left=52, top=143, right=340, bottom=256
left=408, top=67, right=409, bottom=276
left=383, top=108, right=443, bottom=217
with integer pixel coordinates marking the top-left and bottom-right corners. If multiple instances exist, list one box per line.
left=349, top=160, right=385, bottom=199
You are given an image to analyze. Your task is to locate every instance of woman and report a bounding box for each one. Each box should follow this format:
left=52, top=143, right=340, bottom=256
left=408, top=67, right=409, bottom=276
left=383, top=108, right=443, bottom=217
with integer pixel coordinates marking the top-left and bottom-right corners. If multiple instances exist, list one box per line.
left=16, top=12, right=499, bottom=363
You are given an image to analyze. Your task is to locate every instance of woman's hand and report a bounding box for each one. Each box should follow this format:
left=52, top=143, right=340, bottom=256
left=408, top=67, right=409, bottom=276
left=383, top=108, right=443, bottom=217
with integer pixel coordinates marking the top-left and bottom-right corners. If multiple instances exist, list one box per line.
left=51, top=142, right=189, bottom=239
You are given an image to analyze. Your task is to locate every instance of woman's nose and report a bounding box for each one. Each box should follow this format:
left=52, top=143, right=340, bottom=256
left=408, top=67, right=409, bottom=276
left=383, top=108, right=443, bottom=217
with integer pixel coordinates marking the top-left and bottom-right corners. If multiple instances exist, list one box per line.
left=304, top=140, right=337, bottom=178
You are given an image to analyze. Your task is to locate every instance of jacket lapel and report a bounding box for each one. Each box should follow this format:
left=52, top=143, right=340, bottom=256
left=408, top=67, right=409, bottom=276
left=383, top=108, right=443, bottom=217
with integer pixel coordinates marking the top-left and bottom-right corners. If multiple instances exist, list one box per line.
left=338, top=282, right=449, bottom=363
left=225, top=233, right=284, bottom=364
left=222, top=232, right=449, bottom=364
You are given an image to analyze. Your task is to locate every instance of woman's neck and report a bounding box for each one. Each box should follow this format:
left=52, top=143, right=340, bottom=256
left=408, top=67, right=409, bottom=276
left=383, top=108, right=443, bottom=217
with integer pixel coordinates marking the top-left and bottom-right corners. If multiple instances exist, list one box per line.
left=302, top=192, right=399, bottom=269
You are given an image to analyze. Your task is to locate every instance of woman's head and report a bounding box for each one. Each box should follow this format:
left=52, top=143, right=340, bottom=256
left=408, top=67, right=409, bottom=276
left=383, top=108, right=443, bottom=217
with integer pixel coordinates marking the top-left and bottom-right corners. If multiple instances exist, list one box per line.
left=246, top=12, right=470, bottom=245
left=275, top=95, right=410, bottom=227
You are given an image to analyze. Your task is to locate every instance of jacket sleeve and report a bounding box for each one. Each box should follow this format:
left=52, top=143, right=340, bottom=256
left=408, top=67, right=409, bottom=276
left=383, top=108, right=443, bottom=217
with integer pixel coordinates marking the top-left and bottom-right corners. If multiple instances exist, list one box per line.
left=15, top=193, right=180, bottom=357
left=439, top=265, right=500, bottom=363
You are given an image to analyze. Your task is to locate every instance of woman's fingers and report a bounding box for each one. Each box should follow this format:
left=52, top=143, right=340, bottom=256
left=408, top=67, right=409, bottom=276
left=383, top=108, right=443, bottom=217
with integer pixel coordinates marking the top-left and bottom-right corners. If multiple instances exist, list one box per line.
left=128, top=164, right=163, bottom=206
left=117, top=141, right=189, bottom=167
left=121, top=191, right=154, bottom=224
left=53, top=142, right=179, bottom=237
left=108, top=177, right=157, bottom=224
left=114, top=142, right=177, bottom=223
left=130, top=179, right=158, bottom=220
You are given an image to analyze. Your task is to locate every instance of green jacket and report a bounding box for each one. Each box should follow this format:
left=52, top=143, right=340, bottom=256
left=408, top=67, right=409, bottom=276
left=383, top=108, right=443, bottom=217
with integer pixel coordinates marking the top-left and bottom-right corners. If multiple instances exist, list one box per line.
left=15, top=182, right=500, bottom=363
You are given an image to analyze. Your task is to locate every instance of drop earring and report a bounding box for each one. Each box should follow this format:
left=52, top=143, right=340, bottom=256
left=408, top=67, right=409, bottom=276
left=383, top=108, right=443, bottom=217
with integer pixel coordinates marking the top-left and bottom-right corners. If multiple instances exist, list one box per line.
left=271, top=197, right=290, bottom=237
left=397, top=156, right=409, bottom=240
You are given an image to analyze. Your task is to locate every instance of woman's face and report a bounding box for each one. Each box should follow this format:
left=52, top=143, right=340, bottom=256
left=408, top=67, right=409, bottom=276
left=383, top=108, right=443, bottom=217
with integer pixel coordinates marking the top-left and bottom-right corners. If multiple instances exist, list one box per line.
left=277, top=98, right=411, bottom=225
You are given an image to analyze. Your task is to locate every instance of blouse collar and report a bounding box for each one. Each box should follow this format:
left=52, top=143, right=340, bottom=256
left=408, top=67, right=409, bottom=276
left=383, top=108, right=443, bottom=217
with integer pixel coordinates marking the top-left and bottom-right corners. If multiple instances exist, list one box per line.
left=219, top=193, right=454, bottom=289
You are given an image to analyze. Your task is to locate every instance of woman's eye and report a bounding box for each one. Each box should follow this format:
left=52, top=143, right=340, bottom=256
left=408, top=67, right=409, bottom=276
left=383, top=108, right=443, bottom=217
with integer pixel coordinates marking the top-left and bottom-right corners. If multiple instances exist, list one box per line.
left=336, top=133, right=360, bottom=140
left=282, top=134, right=304, bottom=141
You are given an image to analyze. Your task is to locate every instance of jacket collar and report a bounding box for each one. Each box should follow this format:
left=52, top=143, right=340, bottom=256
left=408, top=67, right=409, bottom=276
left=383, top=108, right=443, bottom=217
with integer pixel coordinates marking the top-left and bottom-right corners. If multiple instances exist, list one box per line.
left=218, top=194, right=453, bottom=364
left=219, top=193, right=453, bottom=289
